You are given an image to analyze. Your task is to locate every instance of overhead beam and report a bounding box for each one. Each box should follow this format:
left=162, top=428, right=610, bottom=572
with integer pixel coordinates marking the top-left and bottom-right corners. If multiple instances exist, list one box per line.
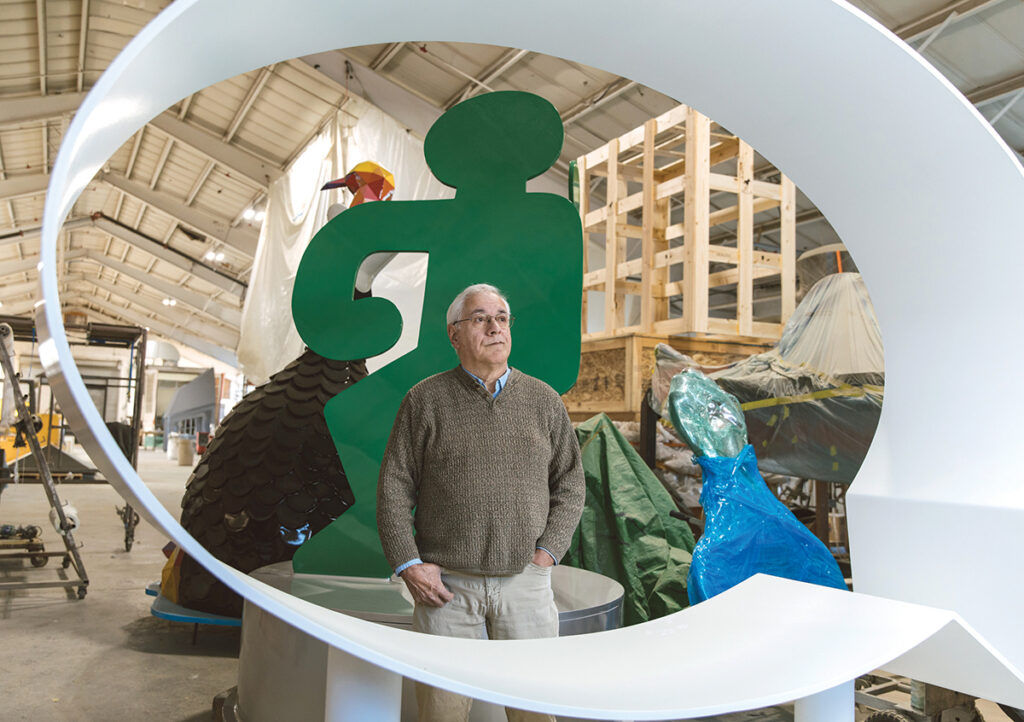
left=225, top=64, right=275, bottom=142
left=561, top=78, right=637, bottom=126
left=414, top=46, right=507, bottom=99
left=988, top=87, right=1024, bottom=124
left=77, top=249, right=241, bottom=327
left=0, top=92, right=86, bottom=127
left=1, top=248, right=86, bottom=281
left=77, top=0, right=89, bottom=92
left=2, top=297, right=39, bottom=317
left=100, top=171, right=259, bottom=256
left=302, top=53, right=441, bottom=139
left=0, top=216, right=92, bottom=248
left=1, top=278, right=41, bottom=301
left=966, top=71, right=1024, bottom=106
left=35, top=0, right=47, bottom=96
left=893, top=0, right=1007, bottom=42
left=147, top=111, right=281, bottom=188
left=0, top=173, right=49, bottom=202
left=370, top=42, right=406, bottom=70
left=91, top=214, right=246, bottom=297
left=70, top=274, right=239, bottom=349
left=65, top=294, right=238, bottom=367
left=299, top=53, right=571, bottom=195
left=0, top=256, right=42, bottom=280
left=444, top=48, right=529, bottom=109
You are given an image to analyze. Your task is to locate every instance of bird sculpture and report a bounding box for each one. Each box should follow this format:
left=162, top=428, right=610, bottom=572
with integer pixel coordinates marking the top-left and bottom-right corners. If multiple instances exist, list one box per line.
left=169, top=163, right=394, bottom=616
left=173, top=352, right=366, bottom=616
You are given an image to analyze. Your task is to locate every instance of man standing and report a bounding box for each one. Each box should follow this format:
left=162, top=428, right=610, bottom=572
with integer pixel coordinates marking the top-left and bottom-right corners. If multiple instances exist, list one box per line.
left=377, top=283, right=585, bottom=722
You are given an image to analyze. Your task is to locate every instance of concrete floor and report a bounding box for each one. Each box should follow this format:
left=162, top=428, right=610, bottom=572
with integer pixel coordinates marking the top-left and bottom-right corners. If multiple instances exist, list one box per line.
left=1, top=449, right=239, bottom=721
left=0, top=448, right=1012, bottom=721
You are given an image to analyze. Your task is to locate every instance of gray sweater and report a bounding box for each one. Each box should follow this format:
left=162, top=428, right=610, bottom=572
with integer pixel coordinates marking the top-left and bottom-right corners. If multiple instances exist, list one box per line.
left=376, top=367, right=585, bottom=575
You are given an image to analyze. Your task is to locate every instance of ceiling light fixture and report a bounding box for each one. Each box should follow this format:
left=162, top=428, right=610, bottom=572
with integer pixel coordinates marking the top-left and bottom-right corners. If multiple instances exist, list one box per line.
left=242, top=208, right=256, bottom=221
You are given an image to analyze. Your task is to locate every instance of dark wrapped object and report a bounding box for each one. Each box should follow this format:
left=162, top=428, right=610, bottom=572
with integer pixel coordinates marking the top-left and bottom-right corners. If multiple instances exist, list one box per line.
left=174, top=350, right=365, bottom=616
left=710, top=273, right=882, bottom=483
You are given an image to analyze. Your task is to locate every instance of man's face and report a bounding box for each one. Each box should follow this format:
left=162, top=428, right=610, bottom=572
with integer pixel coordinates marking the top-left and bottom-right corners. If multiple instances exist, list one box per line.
left=448, top=292, right=512, bottom=370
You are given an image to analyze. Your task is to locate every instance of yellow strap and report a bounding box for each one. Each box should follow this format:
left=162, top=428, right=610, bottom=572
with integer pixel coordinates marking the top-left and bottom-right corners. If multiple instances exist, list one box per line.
left=741, top=384, right=882, bottom=411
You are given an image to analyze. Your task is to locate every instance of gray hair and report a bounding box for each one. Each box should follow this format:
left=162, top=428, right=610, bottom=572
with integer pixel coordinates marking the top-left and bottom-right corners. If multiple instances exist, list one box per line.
left=446, top=283, right=511, bottom=326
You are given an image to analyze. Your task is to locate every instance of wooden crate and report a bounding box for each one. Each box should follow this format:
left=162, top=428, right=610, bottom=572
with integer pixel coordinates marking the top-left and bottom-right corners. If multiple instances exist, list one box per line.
left=563, top=334, right=772, bottom=421
left=577, top=104, right=796, bottom=342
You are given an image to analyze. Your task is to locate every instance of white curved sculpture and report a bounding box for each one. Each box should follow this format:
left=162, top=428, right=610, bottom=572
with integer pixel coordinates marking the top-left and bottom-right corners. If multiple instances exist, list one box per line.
left=35, top=0, right=1024, bottom=718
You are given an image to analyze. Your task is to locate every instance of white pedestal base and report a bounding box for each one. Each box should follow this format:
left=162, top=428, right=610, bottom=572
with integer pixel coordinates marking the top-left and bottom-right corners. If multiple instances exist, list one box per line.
left=325, top=646, right=403, bottom=722
left=794, top=680, right=854, bottom=722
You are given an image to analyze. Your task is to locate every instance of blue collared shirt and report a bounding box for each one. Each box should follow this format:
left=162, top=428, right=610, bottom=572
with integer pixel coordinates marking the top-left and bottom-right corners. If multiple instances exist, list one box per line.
left=460, top=365, right=511, bottom=398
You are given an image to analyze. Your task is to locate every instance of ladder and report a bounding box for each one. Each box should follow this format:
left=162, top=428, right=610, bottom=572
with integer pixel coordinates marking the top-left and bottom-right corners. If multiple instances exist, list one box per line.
left=0, top=322, right=88, bottom=599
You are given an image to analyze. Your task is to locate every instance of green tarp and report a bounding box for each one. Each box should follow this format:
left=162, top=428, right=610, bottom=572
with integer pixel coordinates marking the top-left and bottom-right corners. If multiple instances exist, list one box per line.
left=564, top=414, right=696, bottom=626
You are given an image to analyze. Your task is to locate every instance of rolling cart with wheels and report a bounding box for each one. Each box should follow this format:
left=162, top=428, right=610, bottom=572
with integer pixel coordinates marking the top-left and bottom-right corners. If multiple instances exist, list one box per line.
left=854, top=673, right=1024, bottom=722
left=0, top=322, right=89, bottom=600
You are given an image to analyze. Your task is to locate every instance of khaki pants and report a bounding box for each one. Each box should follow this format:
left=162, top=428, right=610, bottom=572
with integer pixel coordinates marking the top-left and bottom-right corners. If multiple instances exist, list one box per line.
left=412, top=563, right=559, bottom=722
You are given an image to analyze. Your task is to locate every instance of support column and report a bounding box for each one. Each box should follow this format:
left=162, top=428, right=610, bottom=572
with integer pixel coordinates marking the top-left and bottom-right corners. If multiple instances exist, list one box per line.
left=325, top=646, right=403, bottom=721
left=793, top=680, right=854, bottom=722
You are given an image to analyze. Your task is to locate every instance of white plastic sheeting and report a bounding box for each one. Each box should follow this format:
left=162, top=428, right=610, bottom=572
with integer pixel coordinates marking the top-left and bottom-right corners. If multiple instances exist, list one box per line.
left=237, top=100, right=451, bottom=384
left=704, top=273, right=884, bottom=482
left=35, top=0, right=1024, bottom=717
left=651, top=273, right=883, bottom=415
left=775, top=273, right=883, bottom=377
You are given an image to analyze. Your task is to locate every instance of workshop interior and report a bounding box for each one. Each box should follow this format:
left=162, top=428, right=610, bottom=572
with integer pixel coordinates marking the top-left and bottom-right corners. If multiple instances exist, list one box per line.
left=2, top=1, right=1024, bottom=720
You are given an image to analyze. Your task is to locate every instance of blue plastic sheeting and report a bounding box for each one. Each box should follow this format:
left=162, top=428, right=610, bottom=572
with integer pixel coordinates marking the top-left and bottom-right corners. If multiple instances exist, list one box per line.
left=688, top=445, right=847, bottom=605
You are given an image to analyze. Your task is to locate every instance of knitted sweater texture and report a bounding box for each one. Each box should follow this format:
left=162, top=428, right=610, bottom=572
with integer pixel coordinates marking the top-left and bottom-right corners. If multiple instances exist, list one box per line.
left=376, top=367, right=585, bottom=575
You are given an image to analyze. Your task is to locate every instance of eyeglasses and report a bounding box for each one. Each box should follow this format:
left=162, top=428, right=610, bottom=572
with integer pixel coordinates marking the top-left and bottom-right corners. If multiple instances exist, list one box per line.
left=452, top=313, right=515, bottom=329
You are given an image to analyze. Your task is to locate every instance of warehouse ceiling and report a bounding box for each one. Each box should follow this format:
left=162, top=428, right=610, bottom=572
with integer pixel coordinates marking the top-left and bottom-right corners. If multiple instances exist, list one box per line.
left=1, top=0, right=1022, bottom=367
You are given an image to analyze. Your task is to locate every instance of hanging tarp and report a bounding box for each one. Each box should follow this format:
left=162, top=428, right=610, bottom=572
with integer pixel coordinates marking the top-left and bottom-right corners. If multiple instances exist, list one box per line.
left=564, top=414, right=695, bottom=626
left=237, top=99, right=453, bottom=384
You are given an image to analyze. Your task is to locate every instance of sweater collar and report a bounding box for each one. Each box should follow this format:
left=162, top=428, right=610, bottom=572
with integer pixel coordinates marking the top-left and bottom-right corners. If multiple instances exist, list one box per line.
left=460, top=365, right=511, bottom=398
left=452, top=365, right=517, bottom=400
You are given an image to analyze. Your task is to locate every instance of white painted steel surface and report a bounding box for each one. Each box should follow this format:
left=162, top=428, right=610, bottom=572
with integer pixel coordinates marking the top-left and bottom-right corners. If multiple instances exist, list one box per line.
left=235, top=563, right=624, bottom=721
left=35, top=0, right=1024, bottom=717
left=793, top=682, right=855, bottom=722
left=326, top=646, right=403, bottom=722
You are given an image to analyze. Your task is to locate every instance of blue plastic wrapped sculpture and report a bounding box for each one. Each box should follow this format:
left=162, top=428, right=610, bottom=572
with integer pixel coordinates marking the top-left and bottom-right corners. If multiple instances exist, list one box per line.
left=666, top=369, right=847, bottom=604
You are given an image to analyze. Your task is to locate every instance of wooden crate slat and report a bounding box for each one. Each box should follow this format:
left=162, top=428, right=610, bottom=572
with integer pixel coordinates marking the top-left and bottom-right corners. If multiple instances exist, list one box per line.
left=683, top=106, right=710, bottom=333
left=737, top=139, right=755, bottom=337
left=574, top=102, right=797, bottom=348
left=780, top=176, right=797, bottom=323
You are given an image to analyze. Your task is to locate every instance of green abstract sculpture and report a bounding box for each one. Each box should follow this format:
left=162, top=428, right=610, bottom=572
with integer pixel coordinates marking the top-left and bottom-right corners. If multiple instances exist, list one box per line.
left=291, top=92, right=583, bottom=576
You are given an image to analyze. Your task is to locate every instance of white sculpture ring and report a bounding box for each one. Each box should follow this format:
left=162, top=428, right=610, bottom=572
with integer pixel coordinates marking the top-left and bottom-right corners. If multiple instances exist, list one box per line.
left=36, top=0, right=1024, bottom=717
